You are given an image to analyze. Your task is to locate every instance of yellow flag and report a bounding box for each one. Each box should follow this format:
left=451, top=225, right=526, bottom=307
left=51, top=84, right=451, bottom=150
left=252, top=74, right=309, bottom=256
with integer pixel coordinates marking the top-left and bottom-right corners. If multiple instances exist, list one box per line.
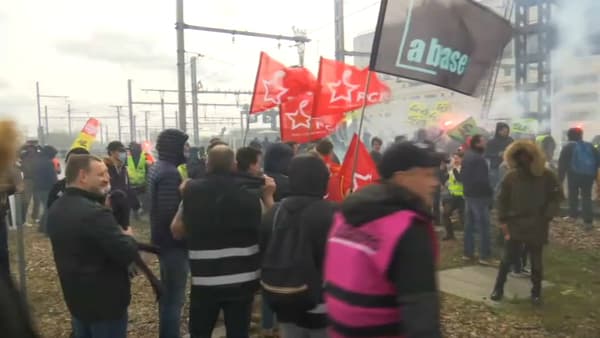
left=71, top=118, right=100, bottom=151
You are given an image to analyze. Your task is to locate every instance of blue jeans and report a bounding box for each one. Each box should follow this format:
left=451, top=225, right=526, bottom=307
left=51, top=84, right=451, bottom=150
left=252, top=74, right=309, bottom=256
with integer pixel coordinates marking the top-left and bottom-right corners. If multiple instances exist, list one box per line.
left=159, top=248, right=189, bottom=338
left=464, top=197, right=492, bottom=259
left=72, top=313, right=128, bottom=338
left=261, top=292, right=276, bottom=330
left=567, top=174, right=595, bottom=225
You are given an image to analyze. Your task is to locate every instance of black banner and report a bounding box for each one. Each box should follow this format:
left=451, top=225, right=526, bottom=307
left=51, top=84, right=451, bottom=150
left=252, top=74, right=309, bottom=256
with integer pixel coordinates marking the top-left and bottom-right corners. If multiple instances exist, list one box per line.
left=370, top=0, right=513, bottom=96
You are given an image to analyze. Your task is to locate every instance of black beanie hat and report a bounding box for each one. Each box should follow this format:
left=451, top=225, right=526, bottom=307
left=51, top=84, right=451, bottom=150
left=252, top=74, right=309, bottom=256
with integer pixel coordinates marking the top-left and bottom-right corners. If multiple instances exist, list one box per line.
left=378, top=142, right=441, bottom=179
left=288, top=154, right=329, bottom=197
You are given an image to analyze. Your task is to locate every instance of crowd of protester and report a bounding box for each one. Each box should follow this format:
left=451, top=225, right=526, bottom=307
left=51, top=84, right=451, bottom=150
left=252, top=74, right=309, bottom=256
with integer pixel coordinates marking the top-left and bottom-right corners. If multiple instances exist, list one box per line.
left=1, top=120, right=599, bottom=338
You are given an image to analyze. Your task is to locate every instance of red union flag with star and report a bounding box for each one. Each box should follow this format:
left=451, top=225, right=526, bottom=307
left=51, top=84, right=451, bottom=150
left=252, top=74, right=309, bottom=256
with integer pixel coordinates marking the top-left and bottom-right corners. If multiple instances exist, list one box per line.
left=279, top=92, right=345, bottom=143
left=336, top=133, right=380, bottom=198
left=313, top=58, right=391, bottom=117
left=250, top=52, right=317, bottom=114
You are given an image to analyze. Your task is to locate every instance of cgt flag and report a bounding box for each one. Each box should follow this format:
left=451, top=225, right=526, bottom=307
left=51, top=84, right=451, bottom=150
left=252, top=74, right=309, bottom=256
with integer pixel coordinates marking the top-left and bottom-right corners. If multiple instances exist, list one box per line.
left=370, top=0, right=513, bottom=96
left=250, top=52, right=317, bottom=114
left=314, top=58, right=391, bottom=117
left=327, top=134, right=380, bottom=201
left=279, top=92, right=345, bottom=143
left=71, top=118, right=100, bottom=151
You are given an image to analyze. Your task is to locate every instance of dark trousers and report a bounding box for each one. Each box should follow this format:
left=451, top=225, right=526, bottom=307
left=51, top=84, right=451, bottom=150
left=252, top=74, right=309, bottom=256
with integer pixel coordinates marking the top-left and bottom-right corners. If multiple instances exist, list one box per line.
left=0, top=214, right=9, bottom=281
left=189, top=296, right=254, bottom=338
left=72, top=313, right=128, bottom=338
left=442, top=195, right=464, bottom=238
left=567, top=174, right=595, bottom=224
left=512, top=241, right=529, bottom=273
left=433, top=187, right=442, bottom=224
left=494, top=240, right=543, bottom=296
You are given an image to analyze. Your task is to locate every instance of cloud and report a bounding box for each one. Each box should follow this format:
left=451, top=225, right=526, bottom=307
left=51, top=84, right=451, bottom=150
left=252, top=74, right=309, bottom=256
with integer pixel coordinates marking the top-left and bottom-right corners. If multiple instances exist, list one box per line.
left=0, top=79, right=9, bottom=90
left=56, top=31, right=174, bottom=70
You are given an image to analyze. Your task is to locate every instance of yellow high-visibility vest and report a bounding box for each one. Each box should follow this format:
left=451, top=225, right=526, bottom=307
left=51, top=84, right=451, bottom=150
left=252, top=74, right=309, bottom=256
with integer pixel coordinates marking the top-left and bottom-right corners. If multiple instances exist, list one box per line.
left=127, top=153, right=147, bottom=185
left=448, top=170, right=464, bottom=197
left=177, top=164, right=188, bottom=180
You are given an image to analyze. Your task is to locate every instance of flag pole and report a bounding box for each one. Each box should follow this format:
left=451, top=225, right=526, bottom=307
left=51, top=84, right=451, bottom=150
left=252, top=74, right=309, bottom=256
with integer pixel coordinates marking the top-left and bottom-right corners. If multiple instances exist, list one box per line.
left=242, top=113, right=251, bottom=146
left=349, top=71, right=373, bottom=192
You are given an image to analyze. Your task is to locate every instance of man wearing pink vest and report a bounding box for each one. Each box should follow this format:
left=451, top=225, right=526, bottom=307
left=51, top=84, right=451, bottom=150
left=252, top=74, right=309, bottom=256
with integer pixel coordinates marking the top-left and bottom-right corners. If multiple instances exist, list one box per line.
left=324, top=142, right=442, bottom=338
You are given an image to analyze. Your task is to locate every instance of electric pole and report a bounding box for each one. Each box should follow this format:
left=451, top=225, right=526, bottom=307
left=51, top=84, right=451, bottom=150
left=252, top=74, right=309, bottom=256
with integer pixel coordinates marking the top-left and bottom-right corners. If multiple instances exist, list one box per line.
left=190, top=56, right=200, bottom=145
left=105, top=125, right=109, bottom=143
left=144, top=111, right=150, bottom=141
left=36, top=82, right=43, bottom=144
left=44, top=106, right=49, bottom=139
left=110, top=105, right=124, bottom=141
left=160, top=97, right=166, bottom=130
left=67, top=104, right=72, bottom=136
left=176, top=0, right=187, bottom=132
left=334, top=0, right=345, bottom=62
left=128, top=79, right=135, bottom=142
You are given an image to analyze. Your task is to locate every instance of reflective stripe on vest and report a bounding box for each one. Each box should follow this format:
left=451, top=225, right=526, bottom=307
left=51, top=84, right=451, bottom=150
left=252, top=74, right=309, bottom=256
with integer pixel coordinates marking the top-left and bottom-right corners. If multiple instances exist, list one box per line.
left=177, top=164, right=188, bottom=180
left=189, top=245, right=259, bottom=260
left=191, top=270, right=260, bottom=286
left=127, top=153, right=146, bottom=185
left=448, top=171, right=464, bottom=197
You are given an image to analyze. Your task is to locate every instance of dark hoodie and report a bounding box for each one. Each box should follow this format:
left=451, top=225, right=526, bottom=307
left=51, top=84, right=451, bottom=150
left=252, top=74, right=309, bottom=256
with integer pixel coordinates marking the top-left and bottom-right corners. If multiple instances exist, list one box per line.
left=485, top=122, right=514, bottom=170
left=148, top=129, right=188, bottom=250
left=33, top=146, right=58, bottom=191
left=129, top=142, right=143, bottom=166
left=260, top=155, right=336, bottom=329
left=264, top=143, right=294, bottom=201
left=339, top=183, right=441, bottom=338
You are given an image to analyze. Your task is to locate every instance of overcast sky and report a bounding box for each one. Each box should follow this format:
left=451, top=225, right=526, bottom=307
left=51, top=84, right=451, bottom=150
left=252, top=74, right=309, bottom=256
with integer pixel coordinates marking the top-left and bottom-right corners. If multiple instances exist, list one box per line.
left=0, top=0, right=381, bottom=137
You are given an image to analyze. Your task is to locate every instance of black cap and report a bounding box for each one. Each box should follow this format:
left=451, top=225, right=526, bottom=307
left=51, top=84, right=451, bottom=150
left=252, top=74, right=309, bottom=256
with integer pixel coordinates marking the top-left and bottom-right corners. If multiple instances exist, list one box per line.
left=107, top=141, right=126, bottom=153
left=378, top=141, right=442, bottom=179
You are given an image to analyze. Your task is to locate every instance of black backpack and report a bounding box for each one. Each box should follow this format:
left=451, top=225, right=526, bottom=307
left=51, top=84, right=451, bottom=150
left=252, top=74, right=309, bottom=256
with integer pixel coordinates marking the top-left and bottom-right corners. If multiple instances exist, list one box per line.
left=260, top=200, right=321, bottom=314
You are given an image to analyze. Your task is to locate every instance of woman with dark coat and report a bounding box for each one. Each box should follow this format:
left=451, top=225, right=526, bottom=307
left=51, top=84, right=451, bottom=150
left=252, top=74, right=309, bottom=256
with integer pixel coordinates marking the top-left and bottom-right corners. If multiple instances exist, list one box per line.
left=491, top=140, right=563, bottom=305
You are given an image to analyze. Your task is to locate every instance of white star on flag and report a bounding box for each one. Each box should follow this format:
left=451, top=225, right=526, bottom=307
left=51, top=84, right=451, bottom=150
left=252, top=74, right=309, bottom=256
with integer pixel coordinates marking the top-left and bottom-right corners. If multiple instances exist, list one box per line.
left=286, top=99, right=312, bottom=130
left=328, top=69, right=360, bottom=104
left=353, top=172, right=372, bottom=191
left=263, top=70, right=289, bottom=105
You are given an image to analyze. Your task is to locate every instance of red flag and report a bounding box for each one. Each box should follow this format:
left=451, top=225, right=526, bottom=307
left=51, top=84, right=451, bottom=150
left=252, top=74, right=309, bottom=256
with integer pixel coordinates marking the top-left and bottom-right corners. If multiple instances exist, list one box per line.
left=250, top=52, right=317, bottom=114
left=313, top=58, right=391, bottom=117
left=325, top=134, right=379, bottom=201
left=279, top=92, right=345, bottom=143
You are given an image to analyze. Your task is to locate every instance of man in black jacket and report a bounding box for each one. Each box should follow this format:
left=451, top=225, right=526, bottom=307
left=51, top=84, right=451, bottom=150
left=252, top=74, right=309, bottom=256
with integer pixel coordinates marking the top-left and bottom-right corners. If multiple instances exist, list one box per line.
left=148, top=129, right=189, bottom=338
left=32, top=145, right=58, bottom=227
left=182, top=145, right=272, bottom=338
left=462, top=135, right=494, bottom=265
left=47, top=154, right=137, bottom=338
left=260, top=154, right=336, bottom=338
left=485, top=122, right=513, bottom=191
left=558, top=127, right=600, bottom=230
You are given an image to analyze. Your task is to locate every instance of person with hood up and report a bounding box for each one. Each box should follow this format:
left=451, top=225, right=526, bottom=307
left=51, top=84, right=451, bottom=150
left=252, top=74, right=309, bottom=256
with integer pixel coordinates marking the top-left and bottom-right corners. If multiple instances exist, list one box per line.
left=32, top=145, right=59, bottom=231
left=148, top=129, right=189, bottom=338
left=491, top=140, right=563, bottom=305
left=558, top=127, right=600, bottom=231
left=324, top=142, right=442, bottom=338
left=485, top=122, right=514, bottom=190
left=260, top=154, right=336, bottom=338
left=462, top=135, right=494, bottom=265
left=264, top=143, right=294, bottom=202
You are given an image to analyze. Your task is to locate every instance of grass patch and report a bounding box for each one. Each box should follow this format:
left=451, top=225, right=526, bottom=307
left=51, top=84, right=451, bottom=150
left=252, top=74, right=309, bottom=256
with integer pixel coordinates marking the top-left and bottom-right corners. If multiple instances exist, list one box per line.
left=497, top=245, right=600, bottom=336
